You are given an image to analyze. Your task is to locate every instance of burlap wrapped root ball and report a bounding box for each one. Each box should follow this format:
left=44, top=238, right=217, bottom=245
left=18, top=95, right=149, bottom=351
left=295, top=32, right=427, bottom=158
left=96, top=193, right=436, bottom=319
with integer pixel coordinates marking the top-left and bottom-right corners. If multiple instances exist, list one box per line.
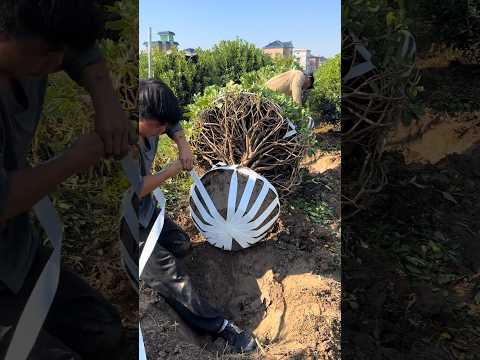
left=192, top=92, right=308, bottom=197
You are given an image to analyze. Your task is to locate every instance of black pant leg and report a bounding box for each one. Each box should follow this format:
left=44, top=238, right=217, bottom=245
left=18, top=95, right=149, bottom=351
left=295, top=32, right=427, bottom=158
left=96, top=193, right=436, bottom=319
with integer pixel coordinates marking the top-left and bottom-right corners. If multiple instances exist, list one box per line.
left=141, top=243, right=225, bottom=335
left=43, top=267, right=123, bottom=360
left=157, top=216, right=192, bottom=258
left=0, top=247, right=108, bottom=360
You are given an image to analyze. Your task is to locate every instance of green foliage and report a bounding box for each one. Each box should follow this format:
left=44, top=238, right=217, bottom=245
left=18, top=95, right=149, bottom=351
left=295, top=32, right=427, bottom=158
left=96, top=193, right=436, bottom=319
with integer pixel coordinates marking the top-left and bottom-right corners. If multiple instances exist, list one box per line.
left=139, top=39, right=273, bottom=108
left=410, top=0, right=480, bottom=51
left=306, top=54, right=341, bottom=122
left=202, top=39, right=273, bottom=85
left=187, top=81, right=313, bottom=135
left=343, top=0, right=414, bottom=68
left=140, top=48, right=202, bottom=107
left=291, top=198, right=334, bottom=226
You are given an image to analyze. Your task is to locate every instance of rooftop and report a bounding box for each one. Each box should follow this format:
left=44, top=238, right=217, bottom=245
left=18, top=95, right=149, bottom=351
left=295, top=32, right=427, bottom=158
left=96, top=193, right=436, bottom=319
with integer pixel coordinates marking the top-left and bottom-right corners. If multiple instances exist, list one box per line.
left=263, top=40, right=294, bottom=49
left=158, top=31, right=175, bottom=35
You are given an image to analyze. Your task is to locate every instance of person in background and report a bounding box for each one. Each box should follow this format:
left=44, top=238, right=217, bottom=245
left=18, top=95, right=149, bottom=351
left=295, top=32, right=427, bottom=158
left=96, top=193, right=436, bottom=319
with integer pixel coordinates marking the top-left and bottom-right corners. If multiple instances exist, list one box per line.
left=120, top=79, right=257, bottom=354
left=0, top=0, right=134, bottom=358
left=265, top=69, right=314, bottom=105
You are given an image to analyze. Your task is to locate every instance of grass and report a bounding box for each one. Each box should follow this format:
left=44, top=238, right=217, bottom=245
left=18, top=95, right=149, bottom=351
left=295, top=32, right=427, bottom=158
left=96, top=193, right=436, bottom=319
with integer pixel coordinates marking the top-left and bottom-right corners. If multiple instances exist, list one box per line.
left=290, top=198, right=335, bottom=227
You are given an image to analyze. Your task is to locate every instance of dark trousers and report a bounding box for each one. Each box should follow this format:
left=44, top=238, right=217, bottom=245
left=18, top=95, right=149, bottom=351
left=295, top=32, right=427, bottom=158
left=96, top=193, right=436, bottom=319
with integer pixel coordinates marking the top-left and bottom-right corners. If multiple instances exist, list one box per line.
left=121, top=213, right=225, bottom=335
left=0, top=247, right=122, bottom=360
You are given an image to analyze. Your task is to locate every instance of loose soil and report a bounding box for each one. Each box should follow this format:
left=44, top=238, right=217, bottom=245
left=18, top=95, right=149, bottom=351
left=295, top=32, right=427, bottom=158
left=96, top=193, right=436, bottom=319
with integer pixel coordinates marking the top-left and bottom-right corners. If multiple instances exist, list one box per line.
left=141, top=126, right=341, bottom=360
left=343, top=50, right=480, bottom=359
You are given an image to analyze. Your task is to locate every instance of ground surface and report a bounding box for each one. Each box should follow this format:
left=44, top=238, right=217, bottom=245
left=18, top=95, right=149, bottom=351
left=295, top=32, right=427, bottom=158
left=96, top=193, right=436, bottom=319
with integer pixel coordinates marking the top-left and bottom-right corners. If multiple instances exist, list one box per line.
left=343, top=49, right=480, bottom=359
left=140, top=125, right=341, bottom=360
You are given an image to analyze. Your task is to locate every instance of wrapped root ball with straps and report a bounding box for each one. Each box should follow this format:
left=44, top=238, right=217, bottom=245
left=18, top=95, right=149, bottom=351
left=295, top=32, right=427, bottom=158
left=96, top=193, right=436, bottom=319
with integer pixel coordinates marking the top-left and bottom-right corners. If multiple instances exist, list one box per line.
left=190, top=166, right=280, bottom=251
left=192, top=92, right=308, bottom=197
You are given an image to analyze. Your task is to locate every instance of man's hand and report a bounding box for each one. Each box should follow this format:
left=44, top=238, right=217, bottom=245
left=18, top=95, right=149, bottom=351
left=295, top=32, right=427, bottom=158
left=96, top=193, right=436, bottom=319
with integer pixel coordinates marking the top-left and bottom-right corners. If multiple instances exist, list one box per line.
left=66, top=133, right=105, bottom=172
left=172, top=130, right=194, bottom=171
left=94, top=102, right=131, bottom=159
left=179, top=145, right=194, bottom=171
left=79, top=61, right=135, bottom=159
left=139, top=160, right=185, bottom=198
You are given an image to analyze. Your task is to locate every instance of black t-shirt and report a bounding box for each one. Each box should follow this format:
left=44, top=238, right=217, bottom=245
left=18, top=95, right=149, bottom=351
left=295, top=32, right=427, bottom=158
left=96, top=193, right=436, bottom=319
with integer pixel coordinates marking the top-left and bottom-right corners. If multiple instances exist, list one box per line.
left=0, top=46, right=103, bottom=294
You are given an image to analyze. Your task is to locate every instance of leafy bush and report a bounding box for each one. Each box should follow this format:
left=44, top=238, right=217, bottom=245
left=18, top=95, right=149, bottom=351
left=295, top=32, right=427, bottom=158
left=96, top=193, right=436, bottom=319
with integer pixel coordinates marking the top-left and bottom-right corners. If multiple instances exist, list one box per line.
left=139, top=39, right=273, bottom=109
left=410, top=0, right=480, bottom=52
left=202, top=39, right=273, bottom=85
left=306, top=54, right=340, bottom=122
left=140, top=48, right=203, bottom=107
left=187, top=81, right=313, bottom=134
left=342, top=0, right=414, bottom=69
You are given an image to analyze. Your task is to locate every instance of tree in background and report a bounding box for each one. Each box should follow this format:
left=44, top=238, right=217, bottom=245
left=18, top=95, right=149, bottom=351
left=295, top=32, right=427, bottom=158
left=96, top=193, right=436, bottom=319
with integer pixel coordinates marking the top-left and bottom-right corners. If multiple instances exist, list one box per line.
left=139, top=39, right=274, bottom=108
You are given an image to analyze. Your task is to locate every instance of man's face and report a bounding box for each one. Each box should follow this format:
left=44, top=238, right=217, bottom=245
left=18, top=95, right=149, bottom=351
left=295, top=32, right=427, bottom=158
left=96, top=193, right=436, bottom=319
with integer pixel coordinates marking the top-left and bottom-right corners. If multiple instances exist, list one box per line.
left=0, top=34, right=65, bottom=78
left=139, top=118, right=167, bottom=138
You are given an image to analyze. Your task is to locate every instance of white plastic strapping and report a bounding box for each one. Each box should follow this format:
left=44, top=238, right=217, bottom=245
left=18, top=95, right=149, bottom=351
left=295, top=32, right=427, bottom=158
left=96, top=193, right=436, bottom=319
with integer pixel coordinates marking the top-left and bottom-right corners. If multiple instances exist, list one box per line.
left=189, top=166, right=280, bottom=251
left=343, top=32, right=376, bottom=83
left=121, top=153, right=166, bottom=360
left=5, top=197, right=64, bottom=360
left=283, top=118, right=298, bottom=139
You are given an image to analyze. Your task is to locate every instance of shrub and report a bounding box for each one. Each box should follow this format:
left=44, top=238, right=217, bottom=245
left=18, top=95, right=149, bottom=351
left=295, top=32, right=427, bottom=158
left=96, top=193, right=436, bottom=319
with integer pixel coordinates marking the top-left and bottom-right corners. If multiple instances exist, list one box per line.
left=306, top=54, right=341, bottom=122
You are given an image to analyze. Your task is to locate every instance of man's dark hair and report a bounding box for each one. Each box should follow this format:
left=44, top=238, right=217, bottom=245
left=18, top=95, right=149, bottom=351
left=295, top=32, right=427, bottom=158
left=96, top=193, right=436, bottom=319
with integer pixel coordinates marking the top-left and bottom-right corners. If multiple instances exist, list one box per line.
left=0, top=0, right=101, bottom=50
left=306, top=75, right=315, bottom=90
left=139, top=79, right=182, bottom=126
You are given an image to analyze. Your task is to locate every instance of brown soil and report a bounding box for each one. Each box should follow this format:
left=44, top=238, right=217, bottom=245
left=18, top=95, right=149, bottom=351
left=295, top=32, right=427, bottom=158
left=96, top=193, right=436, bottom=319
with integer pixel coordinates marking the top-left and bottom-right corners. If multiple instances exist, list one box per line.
left=386, top=49, right=480, bottom=165
left=141, top=128, right=341, bottom=359
left=343, top=50, right=480, bottom=359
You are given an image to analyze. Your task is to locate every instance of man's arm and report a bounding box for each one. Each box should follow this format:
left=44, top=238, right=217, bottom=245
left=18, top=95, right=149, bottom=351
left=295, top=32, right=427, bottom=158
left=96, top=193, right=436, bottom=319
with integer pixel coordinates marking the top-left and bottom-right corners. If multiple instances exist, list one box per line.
left=78, top=61, right=133, bottom=158
left=291, top=73, right=305, bottom=106
left=0, top=134, right=104, bottom=223
left=139, top=160, right=183, bottom=198
left=171, top=129, right=194, bottom=171
left=63, top=46, right=134, bottom=158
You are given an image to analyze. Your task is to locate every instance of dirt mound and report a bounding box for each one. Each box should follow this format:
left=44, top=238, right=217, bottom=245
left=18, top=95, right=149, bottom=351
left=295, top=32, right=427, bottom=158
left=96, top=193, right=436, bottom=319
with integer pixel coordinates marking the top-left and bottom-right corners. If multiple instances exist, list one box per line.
left=386, top=111, right=480, bottom=164
left=385, top=51, right=480, bottom=165
left=141, top=220, right=340, bottom=359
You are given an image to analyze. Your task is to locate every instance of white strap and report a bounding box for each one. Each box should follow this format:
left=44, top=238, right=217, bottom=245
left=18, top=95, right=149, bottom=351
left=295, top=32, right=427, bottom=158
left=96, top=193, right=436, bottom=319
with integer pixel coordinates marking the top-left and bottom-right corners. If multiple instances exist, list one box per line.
left=189, top=168, right=280, bottom=250
left=121, top=153, right=166, bottom=360
left=6, top=197, right=64, bottom=360
left=283, top=118, right=297, bottom=139
left=343, top=33, right=376, bottom=83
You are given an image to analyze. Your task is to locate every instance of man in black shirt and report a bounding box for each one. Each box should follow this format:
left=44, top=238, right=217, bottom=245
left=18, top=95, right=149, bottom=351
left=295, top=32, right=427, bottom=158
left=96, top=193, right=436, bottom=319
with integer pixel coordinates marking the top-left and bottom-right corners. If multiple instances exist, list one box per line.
left=0, top=1, right=134, bottom=359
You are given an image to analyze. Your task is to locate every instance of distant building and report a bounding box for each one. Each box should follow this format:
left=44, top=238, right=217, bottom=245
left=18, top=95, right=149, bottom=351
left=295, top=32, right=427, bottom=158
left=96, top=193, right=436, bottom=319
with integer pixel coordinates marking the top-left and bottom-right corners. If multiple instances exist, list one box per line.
left=308, top=56, right=328, bottom=73
left=293, top=48, right=327, bottom=74
left=263, top=40, right=294, bottom=59
left=143, top=31, right=179, bottom=52
left=293, top=48, right=311, bottom=72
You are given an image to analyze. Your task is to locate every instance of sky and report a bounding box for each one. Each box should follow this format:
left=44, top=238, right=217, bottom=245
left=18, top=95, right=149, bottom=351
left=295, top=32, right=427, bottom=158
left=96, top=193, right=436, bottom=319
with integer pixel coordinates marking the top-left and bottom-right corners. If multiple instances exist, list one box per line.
left=139, top=0, right=341, bottom=58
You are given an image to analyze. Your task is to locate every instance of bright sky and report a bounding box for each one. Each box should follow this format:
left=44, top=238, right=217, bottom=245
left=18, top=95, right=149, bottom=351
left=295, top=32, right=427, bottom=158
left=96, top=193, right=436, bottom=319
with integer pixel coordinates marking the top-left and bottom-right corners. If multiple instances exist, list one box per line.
left=139, top=0, right=340, bottom=58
